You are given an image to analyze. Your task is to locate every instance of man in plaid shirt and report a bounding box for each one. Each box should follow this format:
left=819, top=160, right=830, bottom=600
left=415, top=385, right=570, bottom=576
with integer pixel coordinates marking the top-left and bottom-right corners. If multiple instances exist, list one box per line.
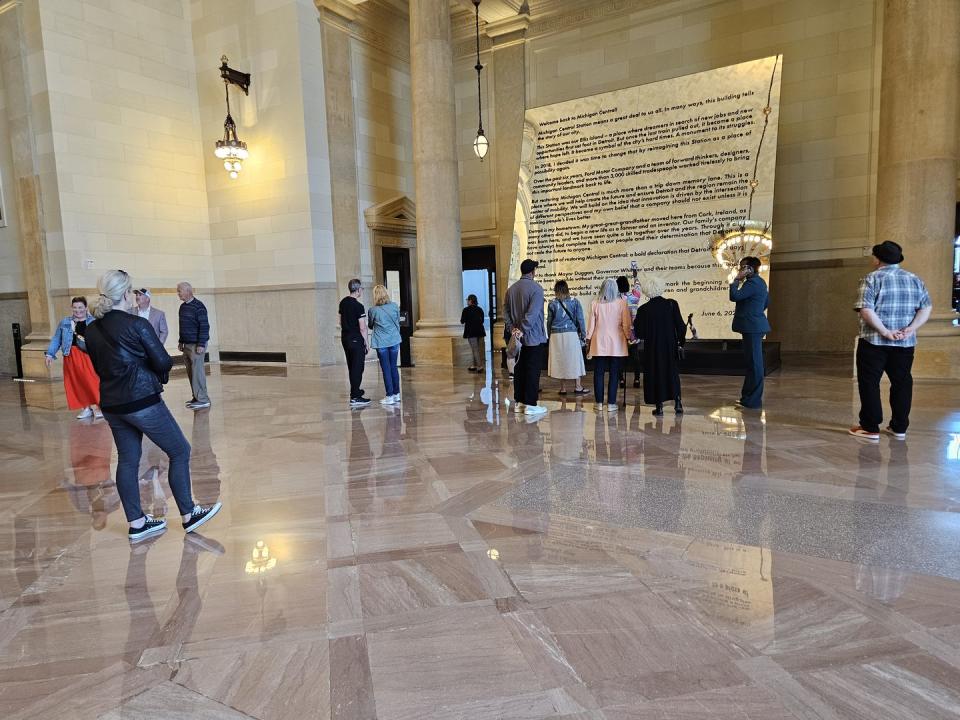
left=849, top=241, right=932, bottom=441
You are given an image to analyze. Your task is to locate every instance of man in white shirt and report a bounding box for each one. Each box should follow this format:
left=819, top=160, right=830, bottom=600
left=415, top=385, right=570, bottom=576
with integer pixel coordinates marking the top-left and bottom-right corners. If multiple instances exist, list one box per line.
left=130, top=288, right=169, bottom=344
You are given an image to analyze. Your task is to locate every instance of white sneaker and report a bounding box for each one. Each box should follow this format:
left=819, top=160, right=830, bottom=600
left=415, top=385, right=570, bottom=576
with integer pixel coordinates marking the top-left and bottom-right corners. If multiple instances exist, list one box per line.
left=594, top=403, right=604, bottom=412
left=513, top=402, right=526, bottom=413
left=93, top=407, right=104, bottom=419
left=380, top=396, right=396, bottom=405
left=524, top=404, right=548, bottom=416
left=607, top=404, right=618, bottom=412
left=76, top=407, right=93, bottom=420
left=392, top=394, right=401, bottom=403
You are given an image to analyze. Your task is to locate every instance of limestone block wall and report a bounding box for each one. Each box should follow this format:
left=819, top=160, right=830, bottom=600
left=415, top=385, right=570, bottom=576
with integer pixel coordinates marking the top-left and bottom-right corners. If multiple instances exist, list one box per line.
left=455, top=46, right=495, bottom=236
left=462, top=0, right=883, bottom=352
left=353, top=40, right=414, bottom=283
left=191, top=0, right=335, bottom=364
left=0, top=49, right=28, bottom=375
left=0, top=66, right=24, bottom=295
left=37, top=0, right=213, bottom=291
left=35, top=0, right=215, bottom=352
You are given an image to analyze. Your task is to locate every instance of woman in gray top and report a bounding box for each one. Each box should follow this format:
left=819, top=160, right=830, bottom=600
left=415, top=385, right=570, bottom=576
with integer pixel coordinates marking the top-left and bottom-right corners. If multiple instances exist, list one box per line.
left=367, top=285, right=402, bottom=405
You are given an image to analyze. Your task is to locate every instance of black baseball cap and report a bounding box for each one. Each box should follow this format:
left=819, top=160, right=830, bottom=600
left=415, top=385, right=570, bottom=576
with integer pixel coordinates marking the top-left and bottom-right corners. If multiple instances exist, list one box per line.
left=520, top=259, right=539, bottom=274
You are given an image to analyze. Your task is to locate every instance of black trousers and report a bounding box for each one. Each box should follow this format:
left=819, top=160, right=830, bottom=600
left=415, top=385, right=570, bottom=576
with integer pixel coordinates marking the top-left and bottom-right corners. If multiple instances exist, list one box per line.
left=856, top=339, right=914, bottom=433
left=342, top=337, right=366, bottom=399
left=740, top=333, right=765, bottom=408
left=514, top=343, right=546, bottom=406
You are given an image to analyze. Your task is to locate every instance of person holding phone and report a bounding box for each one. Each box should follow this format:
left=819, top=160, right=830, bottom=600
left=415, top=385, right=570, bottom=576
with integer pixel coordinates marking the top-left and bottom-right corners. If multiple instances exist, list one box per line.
left=729, top=256, right=770, bottom=409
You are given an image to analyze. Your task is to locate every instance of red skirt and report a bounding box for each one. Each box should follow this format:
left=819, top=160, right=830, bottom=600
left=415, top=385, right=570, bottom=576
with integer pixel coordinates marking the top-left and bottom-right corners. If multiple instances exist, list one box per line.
left=63, top=349, right=100, bottom=410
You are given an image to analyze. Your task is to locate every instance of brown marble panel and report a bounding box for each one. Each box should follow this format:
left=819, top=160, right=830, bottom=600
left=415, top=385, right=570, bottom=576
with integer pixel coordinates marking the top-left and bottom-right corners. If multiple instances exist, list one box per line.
left=175, top=639, right=330, bottom=720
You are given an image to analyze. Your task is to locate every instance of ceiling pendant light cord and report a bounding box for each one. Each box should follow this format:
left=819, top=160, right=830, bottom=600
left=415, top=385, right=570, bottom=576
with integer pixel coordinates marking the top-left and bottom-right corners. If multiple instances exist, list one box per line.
left=746, top=55, right=780, bottom=219
left=474, top=0, right=483, bottom=135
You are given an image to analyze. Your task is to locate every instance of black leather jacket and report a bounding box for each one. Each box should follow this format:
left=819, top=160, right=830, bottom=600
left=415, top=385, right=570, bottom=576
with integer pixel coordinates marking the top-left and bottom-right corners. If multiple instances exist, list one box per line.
left=84, top=310, right=172, bottom=409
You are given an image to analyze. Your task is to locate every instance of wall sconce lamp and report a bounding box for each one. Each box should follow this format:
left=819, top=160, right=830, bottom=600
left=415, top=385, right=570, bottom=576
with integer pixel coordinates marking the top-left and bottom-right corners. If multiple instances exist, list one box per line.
left=214, top=55, right=251, bottom=179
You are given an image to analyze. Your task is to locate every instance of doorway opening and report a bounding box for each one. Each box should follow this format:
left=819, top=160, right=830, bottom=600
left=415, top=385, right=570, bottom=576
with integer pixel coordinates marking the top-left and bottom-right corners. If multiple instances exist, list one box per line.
left=382, top=247, right=414, bottom=367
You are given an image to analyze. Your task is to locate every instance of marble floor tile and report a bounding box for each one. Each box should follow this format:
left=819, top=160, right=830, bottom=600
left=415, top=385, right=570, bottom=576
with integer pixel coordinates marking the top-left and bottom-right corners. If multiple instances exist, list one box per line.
left=98, top=681, right=252, bottom=719
left=366, top=605, right=542, bottom=720
left=3, top=361, right=960, bottom=718
left=175, top=638, right=330, bottom=720
left=357, top=549, right=489, bottom=618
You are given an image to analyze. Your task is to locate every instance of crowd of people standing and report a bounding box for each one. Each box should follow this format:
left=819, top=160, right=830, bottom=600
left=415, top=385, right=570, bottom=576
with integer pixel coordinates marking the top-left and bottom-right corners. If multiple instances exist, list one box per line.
left=498, top=242, right=930, bottom=439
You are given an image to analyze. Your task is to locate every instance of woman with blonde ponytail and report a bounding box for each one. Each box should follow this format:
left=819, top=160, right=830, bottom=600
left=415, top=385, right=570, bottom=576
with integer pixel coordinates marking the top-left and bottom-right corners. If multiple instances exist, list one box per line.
left=84, top=270, right=222, bottom=542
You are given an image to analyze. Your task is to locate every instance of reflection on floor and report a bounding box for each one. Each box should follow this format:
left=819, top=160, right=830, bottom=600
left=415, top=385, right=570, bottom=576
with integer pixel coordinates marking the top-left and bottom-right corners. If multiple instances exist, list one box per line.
left=2, top=360, right=960, bottom=719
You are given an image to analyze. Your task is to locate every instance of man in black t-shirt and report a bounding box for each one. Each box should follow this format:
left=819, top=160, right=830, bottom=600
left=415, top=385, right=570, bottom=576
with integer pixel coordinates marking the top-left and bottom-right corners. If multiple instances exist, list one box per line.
left=339, top=278, right=371, bottom=406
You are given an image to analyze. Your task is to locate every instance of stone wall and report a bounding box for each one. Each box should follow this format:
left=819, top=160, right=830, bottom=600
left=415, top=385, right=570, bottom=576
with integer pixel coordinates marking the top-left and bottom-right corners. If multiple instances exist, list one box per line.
left=191, top=0, right=337, bottom=364
left=0, top=59, right=24, bottom=296
left=457, top=0, right=882, bottom=352
left=36, top=0, right=214, bottom=352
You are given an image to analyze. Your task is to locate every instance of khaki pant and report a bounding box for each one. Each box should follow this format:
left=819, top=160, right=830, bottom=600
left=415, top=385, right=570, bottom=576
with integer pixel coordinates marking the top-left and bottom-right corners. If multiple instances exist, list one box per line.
left=182, top=343, right=209, bottom=403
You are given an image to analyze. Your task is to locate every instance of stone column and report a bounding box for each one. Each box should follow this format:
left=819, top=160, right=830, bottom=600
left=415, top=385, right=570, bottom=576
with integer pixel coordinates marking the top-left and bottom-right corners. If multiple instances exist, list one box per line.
left=0, top=2, right=62, bottom=394
left=487, top=15, right=529, bottom=351
left=317, top=0, right=363, bottom=295
left=875, top=0, right=960, bottom=379
left=408, top=0, right=467, bottom=365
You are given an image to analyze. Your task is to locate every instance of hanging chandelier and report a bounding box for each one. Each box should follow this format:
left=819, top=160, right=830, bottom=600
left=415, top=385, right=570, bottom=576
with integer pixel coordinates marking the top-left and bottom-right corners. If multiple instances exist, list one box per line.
left=709, top=56, right=780, bottom=279
left=214, top=55, right=251, bottom=180
left=472, top=0, right=488, bottom=160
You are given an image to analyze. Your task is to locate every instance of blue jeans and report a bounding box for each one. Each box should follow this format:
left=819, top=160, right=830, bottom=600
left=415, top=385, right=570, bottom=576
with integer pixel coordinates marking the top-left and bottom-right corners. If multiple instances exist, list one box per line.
left=104, top=400, right=194, bottom=521
left=593, top=356, right=622, bottom=405
left=376, top=344, right=401, bottom=396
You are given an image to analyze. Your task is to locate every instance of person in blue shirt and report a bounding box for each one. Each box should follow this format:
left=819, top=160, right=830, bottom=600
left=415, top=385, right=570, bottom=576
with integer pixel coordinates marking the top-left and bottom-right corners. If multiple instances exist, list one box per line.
left=729, top=256, right=771, bottom=409
left=367, top=285, right=403, bottom=406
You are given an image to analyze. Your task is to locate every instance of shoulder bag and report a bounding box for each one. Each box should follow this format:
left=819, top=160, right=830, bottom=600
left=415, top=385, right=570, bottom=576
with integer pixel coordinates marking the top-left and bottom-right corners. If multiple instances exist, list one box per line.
left=557, top=299, right=586, bottom=348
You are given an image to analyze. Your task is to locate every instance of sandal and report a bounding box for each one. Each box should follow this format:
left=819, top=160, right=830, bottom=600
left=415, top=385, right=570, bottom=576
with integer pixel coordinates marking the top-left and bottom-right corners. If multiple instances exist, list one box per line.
left=573, top=388, right=588, bottom=395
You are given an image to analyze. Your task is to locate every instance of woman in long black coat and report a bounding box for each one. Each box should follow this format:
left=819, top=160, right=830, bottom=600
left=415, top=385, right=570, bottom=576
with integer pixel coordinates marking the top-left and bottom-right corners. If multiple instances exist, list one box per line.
left=633, top=276, right=686, bottom=416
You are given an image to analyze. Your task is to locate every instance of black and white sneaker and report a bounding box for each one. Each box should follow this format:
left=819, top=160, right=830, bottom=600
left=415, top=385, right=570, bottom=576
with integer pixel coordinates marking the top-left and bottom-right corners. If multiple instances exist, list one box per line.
left=129, top=515, right=167, bottom=542
left=350, top=396, right=371, bottom=407
left=182, top=502, right=223, bottom=533
left=187, top=400, right=211, bottom=410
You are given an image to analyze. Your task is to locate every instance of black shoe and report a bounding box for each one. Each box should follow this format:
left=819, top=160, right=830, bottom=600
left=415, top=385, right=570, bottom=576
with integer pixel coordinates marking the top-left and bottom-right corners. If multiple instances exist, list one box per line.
left=468, top=366, right=477, bottom=372
left=129, top=515, right=167, bottom=543
left=182, top=502, right=223, bottom=533
left=675, top=400, right=684, bottom=414
left=350, top=396, right=371, bottom=407
left=653, top=403, right=664, bottom=417
left=633, top=378, right=641, bottom=388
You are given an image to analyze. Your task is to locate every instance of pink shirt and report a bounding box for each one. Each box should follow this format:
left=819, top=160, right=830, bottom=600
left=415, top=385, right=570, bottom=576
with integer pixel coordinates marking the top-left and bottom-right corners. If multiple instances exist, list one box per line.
left=587, top=298, right=631, bottom=357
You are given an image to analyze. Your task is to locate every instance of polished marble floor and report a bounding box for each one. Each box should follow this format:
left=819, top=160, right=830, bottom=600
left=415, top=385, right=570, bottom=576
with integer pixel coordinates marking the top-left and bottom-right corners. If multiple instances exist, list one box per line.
left=2, top=356, right=960, bottom=719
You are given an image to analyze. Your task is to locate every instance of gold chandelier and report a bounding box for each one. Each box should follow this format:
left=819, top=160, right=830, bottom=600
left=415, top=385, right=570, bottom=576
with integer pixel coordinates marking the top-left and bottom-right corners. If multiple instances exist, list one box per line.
left=213, top=56, right=251, bottom=180
left=709, top=56, right=779, bottom=277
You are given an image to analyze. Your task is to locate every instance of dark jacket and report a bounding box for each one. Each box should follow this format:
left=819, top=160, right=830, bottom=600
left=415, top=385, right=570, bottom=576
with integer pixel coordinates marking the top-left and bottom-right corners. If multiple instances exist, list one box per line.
left=634, top=296, right=686, bottom=404
left=729, top=276, right=771, bottom=334
left=84, top=310, right=172, bottom=411
left=178, top=297, right=210, bottom=345
left=460, top=305, right=486, bottom=338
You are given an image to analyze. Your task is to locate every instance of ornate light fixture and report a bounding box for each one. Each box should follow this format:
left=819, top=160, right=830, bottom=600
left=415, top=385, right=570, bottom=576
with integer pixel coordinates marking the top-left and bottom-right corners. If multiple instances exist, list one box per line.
left=214, top=55, right=251, bottom=180
left=472, top=0, right=488, bottom=160
left=709, top=56, right=780, bottom=279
